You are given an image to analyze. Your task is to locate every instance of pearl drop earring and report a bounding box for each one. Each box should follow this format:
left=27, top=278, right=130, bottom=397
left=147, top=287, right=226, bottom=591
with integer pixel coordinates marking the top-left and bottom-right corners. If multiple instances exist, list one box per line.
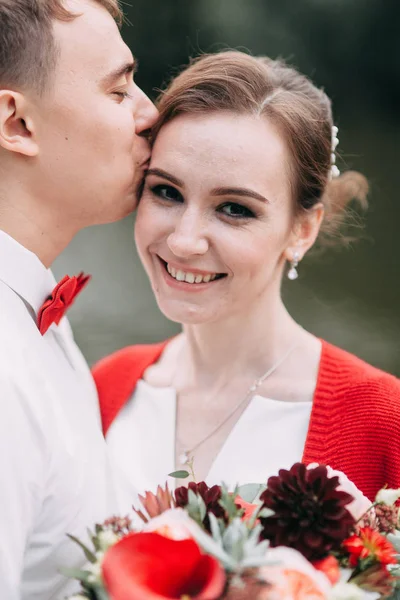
left=287, top=251, right=300, bottom=281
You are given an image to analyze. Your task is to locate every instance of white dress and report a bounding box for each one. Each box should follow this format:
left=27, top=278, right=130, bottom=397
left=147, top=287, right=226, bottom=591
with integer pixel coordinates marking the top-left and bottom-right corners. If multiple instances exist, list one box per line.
left=106, top=378, right=312, bottom=503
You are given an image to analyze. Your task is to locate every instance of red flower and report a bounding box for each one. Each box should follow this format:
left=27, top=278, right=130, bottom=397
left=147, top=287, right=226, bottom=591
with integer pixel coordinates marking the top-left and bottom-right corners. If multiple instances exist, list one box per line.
left=343, top=527, right=397, bottom=567
left=259, top=463, right=355, bottom=561
left=234, top=497, right=258, bottom=522
left=37, top=272, right=90, bottom=335
left=102, top=532, right=226, bottom=600
left=312, top=555, right=341, bottom=584
left=175, top=482, right=226, bottom=532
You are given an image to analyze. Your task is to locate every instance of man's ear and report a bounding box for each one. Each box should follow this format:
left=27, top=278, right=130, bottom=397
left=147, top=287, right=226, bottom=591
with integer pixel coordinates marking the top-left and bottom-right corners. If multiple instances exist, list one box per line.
left=284, top=203, right=325, bottom=263
left=0, top=90, right=39, bottom=157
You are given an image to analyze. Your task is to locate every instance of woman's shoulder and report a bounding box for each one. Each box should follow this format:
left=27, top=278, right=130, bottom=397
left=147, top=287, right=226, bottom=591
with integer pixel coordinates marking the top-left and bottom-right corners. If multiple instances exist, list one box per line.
left=92, top=340, right=169, bottom=379
left=92, top=340, right=170, bottom=435
left=320, top=339, right=400, bottom=407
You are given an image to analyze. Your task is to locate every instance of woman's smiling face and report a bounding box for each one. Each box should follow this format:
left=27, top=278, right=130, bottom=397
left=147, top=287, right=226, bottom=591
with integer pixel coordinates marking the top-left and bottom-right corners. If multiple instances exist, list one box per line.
left=135, top=112, right=302, bottom=325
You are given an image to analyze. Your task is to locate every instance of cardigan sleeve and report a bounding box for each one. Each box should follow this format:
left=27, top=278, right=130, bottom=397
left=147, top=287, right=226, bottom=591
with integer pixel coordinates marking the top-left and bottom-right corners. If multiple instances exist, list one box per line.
left=338, top=371, right=400, bottom=500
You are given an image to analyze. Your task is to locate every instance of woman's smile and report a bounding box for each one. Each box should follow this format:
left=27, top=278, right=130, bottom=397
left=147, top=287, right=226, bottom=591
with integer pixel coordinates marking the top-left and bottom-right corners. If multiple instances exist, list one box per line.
left=157, top=255, right=227, bottom=292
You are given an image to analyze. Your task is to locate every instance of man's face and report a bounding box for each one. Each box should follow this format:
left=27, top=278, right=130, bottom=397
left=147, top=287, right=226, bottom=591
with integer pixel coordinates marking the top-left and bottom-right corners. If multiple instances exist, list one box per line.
left=33, top=0, right=157, bottom=227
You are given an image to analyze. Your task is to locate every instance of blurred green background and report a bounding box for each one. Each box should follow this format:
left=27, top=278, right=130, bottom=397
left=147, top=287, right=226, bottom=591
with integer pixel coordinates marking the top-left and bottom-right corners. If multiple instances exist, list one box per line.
left=54, top=0, right=399, bottom=376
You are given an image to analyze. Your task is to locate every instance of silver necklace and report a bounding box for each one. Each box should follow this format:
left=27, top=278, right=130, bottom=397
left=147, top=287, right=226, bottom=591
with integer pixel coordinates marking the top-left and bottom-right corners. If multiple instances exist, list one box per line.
left=176, top=343, right=298, bottom=466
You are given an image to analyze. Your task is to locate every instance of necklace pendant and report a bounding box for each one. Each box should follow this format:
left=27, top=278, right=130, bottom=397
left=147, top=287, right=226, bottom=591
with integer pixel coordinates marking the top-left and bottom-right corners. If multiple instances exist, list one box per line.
left=179, top=451, right=189, bottom=465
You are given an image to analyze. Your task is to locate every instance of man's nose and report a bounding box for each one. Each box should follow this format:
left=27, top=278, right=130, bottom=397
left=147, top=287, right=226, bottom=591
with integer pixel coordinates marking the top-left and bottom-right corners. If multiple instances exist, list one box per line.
left=134, top=87, right=159, bottom=135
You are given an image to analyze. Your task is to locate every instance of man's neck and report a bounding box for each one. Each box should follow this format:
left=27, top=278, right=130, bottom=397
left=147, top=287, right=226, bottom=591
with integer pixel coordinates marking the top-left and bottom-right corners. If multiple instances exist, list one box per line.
left=0, top=195, right=74, bottom=267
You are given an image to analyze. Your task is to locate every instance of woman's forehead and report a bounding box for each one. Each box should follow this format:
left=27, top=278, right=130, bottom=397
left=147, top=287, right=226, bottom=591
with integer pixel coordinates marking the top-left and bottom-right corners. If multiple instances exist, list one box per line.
left=151, top=113, right=291, bottom=197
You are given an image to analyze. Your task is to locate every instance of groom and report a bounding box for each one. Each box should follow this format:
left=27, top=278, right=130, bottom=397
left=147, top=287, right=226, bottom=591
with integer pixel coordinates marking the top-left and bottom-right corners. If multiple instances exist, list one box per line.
left=0, top=0, right=157, bottom=598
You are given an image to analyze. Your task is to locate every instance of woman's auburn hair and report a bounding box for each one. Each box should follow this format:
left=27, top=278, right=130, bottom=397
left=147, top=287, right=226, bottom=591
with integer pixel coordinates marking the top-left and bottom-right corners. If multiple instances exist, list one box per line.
left=154, top=51, right=368, bottom=244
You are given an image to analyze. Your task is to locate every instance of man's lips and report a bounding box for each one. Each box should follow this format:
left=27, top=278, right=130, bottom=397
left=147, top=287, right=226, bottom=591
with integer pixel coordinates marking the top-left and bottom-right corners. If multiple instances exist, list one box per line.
left=140, top=156, right=151, bottom=167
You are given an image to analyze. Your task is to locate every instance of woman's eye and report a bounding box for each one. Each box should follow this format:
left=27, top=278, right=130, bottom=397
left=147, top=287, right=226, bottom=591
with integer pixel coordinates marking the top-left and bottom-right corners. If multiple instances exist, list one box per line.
left=150, top=184, right=183, bottom=203
left=219, top=202, right=255, bottom=219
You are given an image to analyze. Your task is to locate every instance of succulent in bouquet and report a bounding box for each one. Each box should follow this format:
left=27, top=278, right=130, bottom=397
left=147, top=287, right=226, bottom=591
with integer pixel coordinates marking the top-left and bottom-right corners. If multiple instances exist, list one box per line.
left=64, top=463, right=400, bottom=600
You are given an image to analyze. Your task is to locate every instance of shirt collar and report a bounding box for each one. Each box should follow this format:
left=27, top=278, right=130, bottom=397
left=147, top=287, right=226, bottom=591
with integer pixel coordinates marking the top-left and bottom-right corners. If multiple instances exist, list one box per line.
left=0, top=230, right=57, bottom=315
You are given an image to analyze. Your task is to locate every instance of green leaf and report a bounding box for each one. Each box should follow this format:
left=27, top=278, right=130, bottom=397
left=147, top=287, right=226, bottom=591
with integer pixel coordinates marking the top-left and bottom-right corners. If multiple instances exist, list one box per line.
left=257, top=507, right=274, bottom=519
left=67, top=534, right=97, bottom=563
left=388, top=532, right=400, bottom=554
left=88, top=526, right=102, bottom=552
left=208, top=512, right=223, bottom=545
left=168, top=470, right=190, bottom=479
left=185, top=488, right=207, bottom=527
left=59, top=567, right=91, bottom=583
left=219, top=484, right=241, bottom=520
left=90, top=583, right=111, bottom=600
left=236, top=483, right=266, bottom=504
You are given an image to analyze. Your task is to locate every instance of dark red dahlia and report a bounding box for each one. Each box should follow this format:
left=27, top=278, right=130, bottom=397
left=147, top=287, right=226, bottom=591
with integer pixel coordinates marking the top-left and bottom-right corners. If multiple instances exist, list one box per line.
left=175, top=482, right=225, bottom=532
left=259, top=463, right=356, bottom=561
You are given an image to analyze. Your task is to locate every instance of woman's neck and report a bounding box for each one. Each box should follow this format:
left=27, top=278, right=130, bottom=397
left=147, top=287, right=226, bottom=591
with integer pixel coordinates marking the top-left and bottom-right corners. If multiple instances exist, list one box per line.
left=176, top=295, right=306, bottom=389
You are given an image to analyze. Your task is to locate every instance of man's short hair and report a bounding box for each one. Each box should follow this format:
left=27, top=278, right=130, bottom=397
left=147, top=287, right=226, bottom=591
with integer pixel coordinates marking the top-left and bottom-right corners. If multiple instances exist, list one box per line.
left=0, top=0, right=122, bottom=94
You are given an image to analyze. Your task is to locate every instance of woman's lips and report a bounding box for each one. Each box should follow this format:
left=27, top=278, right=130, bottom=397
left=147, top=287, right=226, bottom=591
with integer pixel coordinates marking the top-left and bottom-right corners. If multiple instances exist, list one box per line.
left=157, top=256, right=227, bottom=290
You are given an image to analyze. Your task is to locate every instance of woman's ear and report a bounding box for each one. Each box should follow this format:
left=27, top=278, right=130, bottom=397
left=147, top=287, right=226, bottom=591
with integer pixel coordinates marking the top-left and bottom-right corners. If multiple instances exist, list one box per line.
left=0, top=91, right=39, bottom=157
left=284, top=203, right=324, bottom=262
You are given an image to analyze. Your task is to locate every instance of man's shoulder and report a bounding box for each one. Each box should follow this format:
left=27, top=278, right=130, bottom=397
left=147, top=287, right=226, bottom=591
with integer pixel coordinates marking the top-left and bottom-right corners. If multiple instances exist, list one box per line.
left=0, top=280, right=38, bottom=341
left=0, top=283, right=51, bottom=392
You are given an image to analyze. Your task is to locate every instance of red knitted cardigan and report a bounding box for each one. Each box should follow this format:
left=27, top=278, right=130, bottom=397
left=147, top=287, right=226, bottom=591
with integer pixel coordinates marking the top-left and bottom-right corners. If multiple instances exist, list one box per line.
left=93, top=339, right=400, bottom=500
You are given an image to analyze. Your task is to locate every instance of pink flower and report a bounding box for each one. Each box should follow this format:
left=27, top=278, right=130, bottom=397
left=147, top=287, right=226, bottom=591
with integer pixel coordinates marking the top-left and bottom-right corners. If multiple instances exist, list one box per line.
left=258, top=547, right=331, bottom=600
left=142, top=508, right=206, bottom=541
left=235, top=496, right=258, bottom=521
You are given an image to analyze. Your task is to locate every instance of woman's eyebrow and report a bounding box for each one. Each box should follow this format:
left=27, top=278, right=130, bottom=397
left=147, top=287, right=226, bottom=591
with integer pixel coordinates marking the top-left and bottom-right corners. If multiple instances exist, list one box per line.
left=146, top=168, right=184, bottom=187
left=212, top=187, right=270, bottom=203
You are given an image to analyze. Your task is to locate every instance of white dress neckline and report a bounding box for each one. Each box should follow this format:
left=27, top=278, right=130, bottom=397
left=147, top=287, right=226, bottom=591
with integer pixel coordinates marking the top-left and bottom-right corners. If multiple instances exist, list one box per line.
left=106, top=378, right=312, bottom=505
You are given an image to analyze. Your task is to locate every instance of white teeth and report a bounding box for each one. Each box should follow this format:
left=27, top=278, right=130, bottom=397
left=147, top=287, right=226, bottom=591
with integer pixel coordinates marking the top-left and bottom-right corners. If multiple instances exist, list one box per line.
left=165, top=262, right=219, bottom=284
left=185, top=272, right=195, bottom=284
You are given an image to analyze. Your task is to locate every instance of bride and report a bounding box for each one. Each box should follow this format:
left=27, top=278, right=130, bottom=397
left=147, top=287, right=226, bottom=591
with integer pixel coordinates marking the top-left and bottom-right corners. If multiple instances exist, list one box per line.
left=94, top=50, right=400, bottom=501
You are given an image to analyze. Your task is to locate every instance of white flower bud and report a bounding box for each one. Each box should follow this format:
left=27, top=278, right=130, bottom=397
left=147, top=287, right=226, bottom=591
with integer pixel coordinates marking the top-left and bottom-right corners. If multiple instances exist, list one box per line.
left=97, top=528, right=119, bottom=551
left=86, top=557, right=103, bottom=584
left=375, top=488, right=400, bottom=506
left=329, top=581, right=370, bottom=599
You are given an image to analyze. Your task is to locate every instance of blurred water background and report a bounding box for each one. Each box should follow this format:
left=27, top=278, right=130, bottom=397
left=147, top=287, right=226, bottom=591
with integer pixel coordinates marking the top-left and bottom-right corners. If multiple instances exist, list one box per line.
left=54, top=0, right=399, bottom=376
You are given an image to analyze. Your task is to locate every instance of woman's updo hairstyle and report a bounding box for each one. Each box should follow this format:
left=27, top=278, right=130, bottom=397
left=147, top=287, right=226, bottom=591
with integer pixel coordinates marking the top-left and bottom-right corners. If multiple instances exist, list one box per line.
left=153, top=50, right=368, bottom=245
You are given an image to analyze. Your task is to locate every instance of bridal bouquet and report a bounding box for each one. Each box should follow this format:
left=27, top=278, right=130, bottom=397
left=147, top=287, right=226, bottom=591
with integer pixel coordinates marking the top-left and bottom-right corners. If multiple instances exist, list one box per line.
left=65, top=463, right=400, bottom=600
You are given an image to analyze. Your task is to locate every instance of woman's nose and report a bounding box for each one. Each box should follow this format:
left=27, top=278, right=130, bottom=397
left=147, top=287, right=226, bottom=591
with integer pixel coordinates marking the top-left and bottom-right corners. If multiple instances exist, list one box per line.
left=167, top=211, right=209, bottom=258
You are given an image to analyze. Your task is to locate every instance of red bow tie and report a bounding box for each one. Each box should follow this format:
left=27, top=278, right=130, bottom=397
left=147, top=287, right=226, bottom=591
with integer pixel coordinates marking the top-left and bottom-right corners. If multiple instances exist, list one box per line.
left=37, top=272, right=91, bottom=335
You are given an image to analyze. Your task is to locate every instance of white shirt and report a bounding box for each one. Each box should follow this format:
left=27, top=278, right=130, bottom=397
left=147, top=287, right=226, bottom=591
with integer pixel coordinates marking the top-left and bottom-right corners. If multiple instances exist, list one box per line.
left=106, top=378, right=313, bottom=496
left=0, top=232, right=121, bottom=600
